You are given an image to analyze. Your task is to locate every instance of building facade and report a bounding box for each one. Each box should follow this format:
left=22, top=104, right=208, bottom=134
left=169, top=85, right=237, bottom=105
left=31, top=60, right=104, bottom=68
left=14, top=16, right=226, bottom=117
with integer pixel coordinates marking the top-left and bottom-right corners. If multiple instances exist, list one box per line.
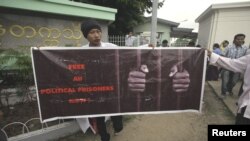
left=195, top=2, right=250, bottom=49
left=0, top=0, right=117, bottom=48
left=133, top=17, right=179, bottom=45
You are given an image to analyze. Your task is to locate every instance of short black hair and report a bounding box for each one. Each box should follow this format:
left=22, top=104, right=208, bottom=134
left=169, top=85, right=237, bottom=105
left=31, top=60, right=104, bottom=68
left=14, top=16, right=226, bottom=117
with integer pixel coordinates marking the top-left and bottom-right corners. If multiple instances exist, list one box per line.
left=234, top=33, right=245, bottom=40
left=162, top=39, right=168, bottom=44
left=223, top=40, right=229, bottom=44
left=213, top=43, right=220, bottom=48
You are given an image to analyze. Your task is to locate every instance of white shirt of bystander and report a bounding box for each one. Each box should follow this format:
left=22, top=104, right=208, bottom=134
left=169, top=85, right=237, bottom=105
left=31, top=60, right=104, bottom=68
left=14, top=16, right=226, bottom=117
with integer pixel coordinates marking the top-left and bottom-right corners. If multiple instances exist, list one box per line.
left=83, top=42, right=117, bottom=47
left=125, top=35, right=136, bottom=47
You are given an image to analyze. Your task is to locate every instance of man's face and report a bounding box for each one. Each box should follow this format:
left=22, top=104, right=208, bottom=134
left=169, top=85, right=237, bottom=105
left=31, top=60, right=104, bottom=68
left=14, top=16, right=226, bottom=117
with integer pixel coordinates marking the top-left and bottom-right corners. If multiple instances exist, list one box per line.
left=87, top=29, right=102, bottom=46
left=222, top=42, right=228, bottom=47
left=234, top=36, right=245, bottom=46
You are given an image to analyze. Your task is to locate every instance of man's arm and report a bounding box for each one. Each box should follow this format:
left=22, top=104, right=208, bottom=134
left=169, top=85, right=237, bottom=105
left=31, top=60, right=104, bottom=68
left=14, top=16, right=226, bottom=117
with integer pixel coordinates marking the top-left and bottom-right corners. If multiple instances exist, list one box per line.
left=210, top=53, right=248, bottom=74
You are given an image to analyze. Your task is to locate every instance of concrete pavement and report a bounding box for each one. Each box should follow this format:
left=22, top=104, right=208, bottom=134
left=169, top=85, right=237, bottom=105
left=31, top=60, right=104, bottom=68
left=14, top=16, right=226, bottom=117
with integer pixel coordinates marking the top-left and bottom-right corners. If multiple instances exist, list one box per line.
left=206, top=79, right=242, bottom=116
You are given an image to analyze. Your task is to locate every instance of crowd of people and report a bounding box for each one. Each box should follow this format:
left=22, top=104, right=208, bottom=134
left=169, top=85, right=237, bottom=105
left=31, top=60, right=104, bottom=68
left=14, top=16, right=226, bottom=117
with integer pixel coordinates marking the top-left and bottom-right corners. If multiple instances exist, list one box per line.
left=124, top=31, right=198, bottom=47
left=206, top=34, right=249, bottom=97
left=207, top=33, right=250, bottom=125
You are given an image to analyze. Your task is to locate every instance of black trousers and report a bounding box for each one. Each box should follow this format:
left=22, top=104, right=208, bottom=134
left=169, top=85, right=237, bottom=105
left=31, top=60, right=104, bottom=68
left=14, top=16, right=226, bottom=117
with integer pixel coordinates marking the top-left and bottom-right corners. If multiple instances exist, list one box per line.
left=235, top=106, right=250, bottom=125
left=96, top=116, right=123, bottom=141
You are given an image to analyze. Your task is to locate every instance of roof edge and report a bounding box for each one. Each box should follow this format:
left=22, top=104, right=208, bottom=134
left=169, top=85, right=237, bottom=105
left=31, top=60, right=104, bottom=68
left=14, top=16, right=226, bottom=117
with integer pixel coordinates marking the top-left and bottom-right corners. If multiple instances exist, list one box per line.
left=145, top=16, right=179, bottom=27
left=43, top=0, right=117, bottom=13
left=0, top=0, right=117, bottom=21
left=195, top=1, right=250, bottom=22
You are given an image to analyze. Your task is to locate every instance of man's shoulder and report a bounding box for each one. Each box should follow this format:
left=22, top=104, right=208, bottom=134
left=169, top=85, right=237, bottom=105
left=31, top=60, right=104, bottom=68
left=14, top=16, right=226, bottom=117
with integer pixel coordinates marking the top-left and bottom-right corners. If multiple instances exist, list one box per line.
left=227, top=44, right=248, bottom=49
left=242, top=45, right=248, bottom=49
left=227, top=44, right=235, bottom=48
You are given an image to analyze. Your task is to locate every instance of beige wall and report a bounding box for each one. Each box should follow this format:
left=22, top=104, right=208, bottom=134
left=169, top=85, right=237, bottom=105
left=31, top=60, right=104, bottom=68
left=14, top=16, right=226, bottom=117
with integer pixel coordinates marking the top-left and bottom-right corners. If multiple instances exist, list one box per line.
left=214, top=8, right=250, bottom=46
left=197, top=13, right=213, bottom=48
left=133, top=21, right=172, bottom=43
left=197, top=7, right=250, bottom=49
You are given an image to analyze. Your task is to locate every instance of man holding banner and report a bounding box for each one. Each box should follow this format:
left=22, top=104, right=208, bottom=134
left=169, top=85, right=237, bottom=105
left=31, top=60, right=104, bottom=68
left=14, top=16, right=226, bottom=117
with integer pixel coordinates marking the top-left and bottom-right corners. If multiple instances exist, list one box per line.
left=79, top=19, right=193, bottom=141
left=31, top=19, right=206, bottom=141
left=80, top=19, right=123, bottom=141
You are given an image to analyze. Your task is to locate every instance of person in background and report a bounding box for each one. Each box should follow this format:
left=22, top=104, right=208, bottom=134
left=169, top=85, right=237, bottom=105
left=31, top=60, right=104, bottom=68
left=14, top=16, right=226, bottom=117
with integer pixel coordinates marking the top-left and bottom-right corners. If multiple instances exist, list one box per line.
left=208, top=50, right=250, bottom=124
left=206, top=43, right=221, bottom=81
left=218, top=40, right=229, bottom=73
left=213, top=43, right=221, bottom=55
left=125, top=31, right=136, bottom=47
left=80, top=19, right=123, bottom=141
left=161, top=39, right=169, bottom=47
left=220, top=33, right=248, bottom=98
left=220, top=40, right=229, bottom=53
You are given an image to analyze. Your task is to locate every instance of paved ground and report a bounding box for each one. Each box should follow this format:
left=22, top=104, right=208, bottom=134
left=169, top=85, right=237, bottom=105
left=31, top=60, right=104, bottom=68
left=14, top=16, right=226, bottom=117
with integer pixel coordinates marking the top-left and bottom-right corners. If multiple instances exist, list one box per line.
left=207, top=79, right=241, bottom=116
left=57, top=80, right=237, bottom=141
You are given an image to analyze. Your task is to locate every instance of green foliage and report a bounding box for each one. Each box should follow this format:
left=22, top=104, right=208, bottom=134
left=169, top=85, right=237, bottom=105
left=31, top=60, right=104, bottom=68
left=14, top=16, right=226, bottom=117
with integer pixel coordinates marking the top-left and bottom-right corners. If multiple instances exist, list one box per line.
left=0, top=48, right=34, bottom=87
left=0, top=48, right=34, bottom=109
left=70, top=0, right=165, bottom=35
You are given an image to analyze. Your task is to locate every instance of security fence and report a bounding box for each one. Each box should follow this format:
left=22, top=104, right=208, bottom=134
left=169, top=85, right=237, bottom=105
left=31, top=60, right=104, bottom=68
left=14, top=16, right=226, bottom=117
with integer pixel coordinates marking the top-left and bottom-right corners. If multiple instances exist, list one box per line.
left=108, top=35, right=191, bottom=47
left=108, top=35, right=142, bottom=47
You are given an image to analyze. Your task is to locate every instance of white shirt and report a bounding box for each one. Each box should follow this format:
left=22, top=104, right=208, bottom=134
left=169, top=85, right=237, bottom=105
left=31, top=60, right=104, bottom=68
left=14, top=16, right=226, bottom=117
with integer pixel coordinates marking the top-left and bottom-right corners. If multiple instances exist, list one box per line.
left=246, top=48, right=250, bottom=55
left=125, top=35, right=136, bottom=46
left=83, top=41, right=117, bottom=47
left=77, top=41, right=115, bottom=133
left=210, top=53, right=250, bottom=118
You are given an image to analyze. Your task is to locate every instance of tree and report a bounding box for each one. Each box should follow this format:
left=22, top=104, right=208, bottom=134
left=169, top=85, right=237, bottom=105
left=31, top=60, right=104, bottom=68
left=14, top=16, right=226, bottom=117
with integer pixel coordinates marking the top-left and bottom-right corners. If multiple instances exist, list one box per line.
left=70, top=0, right=165, bottom=35
left=0, top=48, right=34, bottom=109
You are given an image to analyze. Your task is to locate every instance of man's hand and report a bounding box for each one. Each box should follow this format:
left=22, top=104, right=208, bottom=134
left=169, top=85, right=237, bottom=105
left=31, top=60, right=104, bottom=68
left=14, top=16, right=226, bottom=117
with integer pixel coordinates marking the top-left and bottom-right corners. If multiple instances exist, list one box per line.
left=206, top=49, right=212, bottom=57
left=127, top=71, right=146, bottom=92
left=169, top=65, right=190, bottom=93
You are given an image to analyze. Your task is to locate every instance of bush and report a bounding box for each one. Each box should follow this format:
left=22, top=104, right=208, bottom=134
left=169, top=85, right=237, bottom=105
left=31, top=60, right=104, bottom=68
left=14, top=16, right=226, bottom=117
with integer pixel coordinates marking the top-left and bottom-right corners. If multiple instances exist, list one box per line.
left=0, top=48, right=34, bottom=107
